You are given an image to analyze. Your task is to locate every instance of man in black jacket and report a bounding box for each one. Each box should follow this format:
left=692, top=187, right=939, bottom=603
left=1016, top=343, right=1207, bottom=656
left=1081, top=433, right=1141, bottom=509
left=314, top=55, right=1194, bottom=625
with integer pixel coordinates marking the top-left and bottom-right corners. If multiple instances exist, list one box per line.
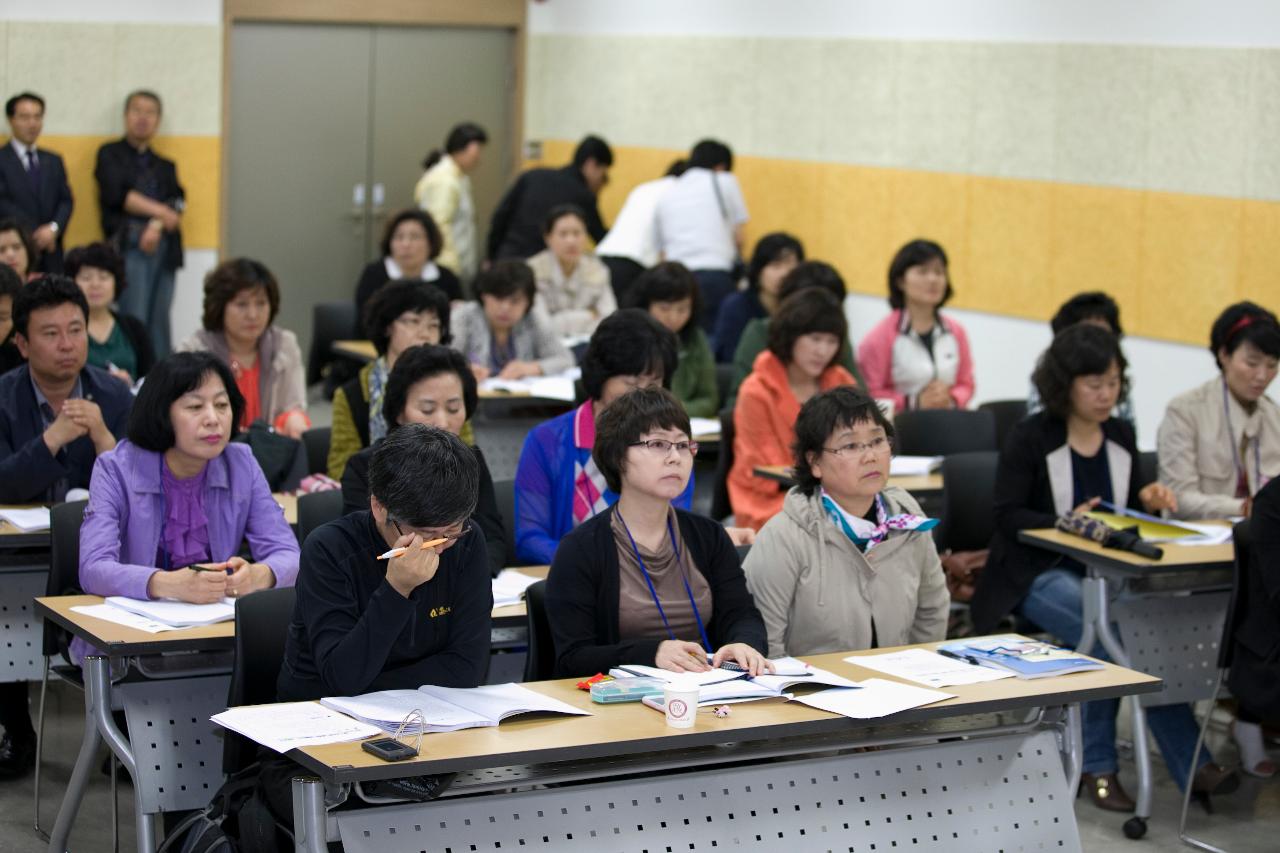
left=0, top=92, right=73, bottom=273
left=487, top=135, right=612, bottom=261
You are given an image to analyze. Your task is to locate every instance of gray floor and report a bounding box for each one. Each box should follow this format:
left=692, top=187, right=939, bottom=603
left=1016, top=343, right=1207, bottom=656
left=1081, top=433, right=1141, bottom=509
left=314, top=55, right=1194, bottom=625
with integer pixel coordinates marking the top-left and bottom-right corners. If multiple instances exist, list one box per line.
left=2, top=682, right=1276, bottom=852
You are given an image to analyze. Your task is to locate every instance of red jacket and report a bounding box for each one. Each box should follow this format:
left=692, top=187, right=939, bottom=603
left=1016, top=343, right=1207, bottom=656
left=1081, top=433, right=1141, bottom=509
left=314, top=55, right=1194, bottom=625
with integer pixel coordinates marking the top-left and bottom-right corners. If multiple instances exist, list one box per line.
left=728, top=350, right=857, bottom=530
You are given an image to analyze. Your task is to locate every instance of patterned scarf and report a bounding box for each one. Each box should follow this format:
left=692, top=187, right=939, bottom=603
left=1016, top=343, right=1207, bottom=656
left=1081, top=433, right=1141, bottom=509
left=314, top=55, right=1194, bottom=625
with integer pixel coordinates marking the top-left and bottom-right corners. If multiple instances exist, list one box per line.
left=821, top=490, right=937, bottom=553
left=572, top=400, right=610, bottom=525
left=367, top=357, right=390, bottom=442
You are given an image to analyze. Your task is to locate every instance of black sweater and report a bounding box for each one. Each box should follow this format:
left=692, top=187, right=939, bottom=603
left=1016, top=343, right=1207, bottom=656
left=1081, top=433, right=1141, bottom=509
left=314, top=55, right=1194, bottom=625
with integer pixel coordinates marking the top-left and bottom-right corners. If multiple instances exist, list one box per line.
left=354, top=260, right=462, bottom=327
left=970, top=412, right=1142, bottom=633
left=545, top=506, right=767, bottom=677
left=487, top=165, right=607, bottom=261
left=276, top=511, right=492, bottom=701
left=1228, top=477, right=1280, bottom=717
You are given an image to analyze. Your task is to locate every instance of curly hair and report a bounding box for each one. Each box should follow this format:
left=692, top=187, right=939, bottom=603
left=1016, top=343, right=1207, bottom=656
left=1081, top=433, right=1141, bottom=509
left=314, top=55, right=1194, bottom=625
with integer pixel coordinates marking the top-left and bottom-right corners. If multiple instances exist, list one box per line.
left=1032, top=323, right=1129, bottom=420
left=201, top=258, right=280, bottom=332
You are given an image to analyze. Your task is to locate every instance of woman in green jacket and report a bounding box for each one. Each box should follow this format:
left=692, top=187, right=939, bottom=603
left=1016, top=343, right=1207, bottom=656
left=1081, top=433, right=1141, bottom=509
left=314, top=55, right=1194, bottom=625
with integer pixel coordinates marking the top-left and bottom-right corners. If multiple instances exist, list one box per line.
left=629, top=262, right=718, bottom=418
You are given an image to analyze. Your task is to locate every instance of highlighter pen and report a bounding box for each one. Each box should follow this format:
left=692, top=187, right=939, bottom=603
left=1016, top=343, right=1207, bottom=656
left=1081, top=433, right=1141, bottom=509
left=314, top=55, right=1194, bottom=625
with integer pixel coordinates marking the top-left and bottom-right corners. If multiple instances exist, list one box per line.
left=376, top=538, right=450, bottom=561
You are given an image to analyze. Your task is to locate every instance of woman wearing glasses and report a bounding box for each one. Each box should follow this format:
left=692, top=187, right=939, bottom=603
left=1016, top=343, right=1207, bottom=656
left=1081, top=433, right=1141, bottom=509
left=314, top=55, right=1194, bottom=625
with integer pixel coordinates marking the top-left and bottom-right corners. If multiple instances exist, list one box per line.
left=545, top=386, right=770, bottom=678
left=743, top=386, right=948, bottom=658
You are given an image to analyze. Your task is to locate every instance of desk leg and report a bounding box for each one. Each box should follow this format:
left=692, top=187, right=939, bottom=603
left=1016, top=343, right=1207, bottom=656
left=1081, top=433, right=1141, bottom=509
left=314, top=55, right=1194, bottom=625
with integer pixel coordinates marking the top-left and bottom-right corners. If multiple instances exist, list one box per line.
left=1064, top=703, right=1084, bottom=795
left=47, top=657, right=110, bottom=852
left=292, top=777, right=328, bottom=853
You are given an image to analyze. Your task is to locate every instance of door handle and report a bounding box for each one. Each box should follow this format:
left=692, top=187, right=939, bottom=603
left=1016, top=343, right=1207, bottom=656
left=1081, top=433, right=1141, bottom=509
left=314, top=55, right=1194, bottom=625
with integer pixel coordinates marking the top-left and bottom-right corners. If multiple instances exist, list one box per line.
left=371, top=183, right=387, bottom=218
left=350, top=183, right=366, bottom=220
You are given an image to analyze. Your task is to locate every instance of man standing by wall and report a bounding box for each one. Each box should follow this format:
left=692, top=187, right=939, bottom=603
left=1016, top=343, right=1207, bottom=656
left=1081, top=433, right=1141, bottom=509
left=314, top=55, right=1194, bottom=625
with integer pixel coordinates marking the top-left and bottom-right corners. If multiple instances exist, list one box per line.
left=95, top=90, right=185, bottom=356
left=0, top=92, right=73, bottom=274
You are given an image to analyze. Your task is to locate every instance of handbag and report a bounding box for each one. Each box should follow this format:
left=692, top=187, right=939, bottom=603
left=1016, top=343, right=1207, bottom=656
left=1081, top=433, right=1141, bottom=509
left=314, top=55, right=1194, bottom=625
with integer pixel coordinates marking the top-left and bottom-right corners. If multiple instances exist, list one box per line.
left=232, top=420, right=306, bottom=492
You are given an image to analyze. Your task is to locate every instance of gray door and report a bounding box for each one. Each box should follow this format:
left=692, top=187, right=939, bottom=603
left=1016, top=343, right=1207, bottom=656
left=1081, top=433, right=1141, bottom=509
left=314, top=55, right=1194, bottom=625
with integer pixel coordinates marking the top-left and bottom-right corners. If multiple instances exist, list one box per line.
left=226, top=22, right=514, bottom=355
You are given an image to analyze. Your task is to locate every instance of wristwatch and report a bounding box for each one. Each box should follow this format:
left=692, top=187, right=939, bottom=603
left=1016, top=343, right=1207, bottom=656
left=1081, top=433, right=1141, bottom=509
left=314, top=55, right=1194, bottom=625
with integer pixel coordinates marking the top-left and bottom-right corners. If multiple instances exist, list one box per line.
left=48, top=221, right=59, bottom=235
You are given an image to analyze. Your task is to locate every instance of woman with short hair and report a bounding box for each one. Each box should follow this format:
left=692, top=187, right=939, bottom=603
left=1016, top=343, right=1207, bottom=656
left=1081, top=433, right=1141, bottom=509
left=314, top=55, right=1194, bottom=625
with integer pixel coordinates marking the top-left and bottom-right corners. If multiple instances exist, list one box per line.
left=415, top=122, right=487, bottom=282
left=452, top=259, right=574, bottom=381
left=66, top=241, right=154, bottom=385
left=354, top=209, right=462, bottom=324
left=526, top=203, right=615, bottom=337
left=713, top=231, right=802, bottom=363
left=628, top=261, right=718, bottom=418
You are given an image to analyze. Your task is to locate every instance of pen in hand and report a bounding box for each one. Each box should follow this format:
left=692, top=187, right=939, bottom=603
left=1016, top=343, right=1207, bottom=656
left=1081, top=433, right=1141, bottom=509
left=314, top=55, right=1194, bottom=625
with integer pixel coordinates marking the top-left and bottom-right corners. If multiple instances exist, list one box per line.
left=376, top=538, right=449, bottom=560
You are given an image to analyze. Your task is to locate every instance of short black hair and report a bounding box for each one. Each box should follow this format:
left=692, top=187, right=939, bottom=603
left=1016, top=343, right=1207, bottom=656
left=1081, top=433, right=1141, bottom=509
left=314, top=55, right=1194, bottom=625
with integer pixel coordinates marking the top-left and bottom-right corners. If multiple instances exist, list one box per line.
left=626, top=262, right=701, bottom=342
left=778, top=261, right=845, bottom=304
left=767, top=288, right=848, bottom=365
left=1210, top=301, right=1280, bottom=368
left=422, top=121, right=489, bottom=169
left=582, top=309, right=679, bottom=400
left=202, top=258, right=280, bottom=331
left=369, top=423, right=479, bottom=529
left=127, top=352, right=244, bottom=451
left=688, top=139, right=733, bottom=171
left=792, top=386, right=895, bottom=497
left=887, top=239, right=952, bottom=311
left=1051, top=291, right=1122, bottom=337
left=747, top=232, right=804, bottom=293
left=542, top=203, right=588, bottom=236
left=1032, top=323, right=1129, bottom=420
left=363, top=280, right=452, bottom=355
left=5, top=92, right=44, bottom=117
left=381, top=344, right=478, bottom=427
left=379, top=209, right=443, bottom=261
left=474, top=259, right=537, bottom=306
left=65, top=242, right=128, bottom=298
left=572, top=135, right=613, bottom=169
left=13, top=274, right=88, bottom=338
left=592, top=386, right=692, bottom=494
left=0, top=217, right=36, bottom=273
left=124, top=89, right=162, bottom=114
left=0, top=263, right=22, bottom=343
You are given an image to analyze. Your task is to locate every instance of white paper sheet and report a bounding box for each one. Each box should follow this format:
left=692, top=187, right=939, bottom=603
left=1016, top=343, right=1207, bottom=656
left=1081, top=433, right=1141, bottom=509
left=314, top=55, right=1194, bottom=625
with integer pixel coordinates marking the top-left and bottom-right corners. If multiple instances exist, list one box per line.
left=212, top=702, right=383, bottom=753
left=418, top=682, right=591, bottom=723
left=492, top=569, right=541, bottom=608
left=616, top=664, right=744, bottom=687
left=889, top=456, right=942, bottom=477
left=321, top=690, right=494, bottom=733
left=71, top=603, right=178, bottom=634
left=688, top=417, right=721, bottom=439
left=0, top=507, right=51, bottom=532
left=479, top=371, right=577, bottom=402
left=105, top=596, right=235, bottom=627
left=848, top=649, right=1016, bottom=688
left=791, top=679, right=953, bottom=719
left=1170, top=521, right=1234, bottom=546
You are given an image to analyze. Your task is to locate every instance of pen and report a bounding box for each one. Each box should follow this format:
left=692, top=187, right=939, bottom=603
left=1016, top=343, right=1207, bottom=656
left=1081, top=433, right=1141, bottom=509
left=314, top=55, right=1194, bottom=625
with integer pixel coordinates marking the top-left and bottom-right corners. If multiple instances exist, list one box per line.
left=191, top=563, right=233, bottom=575
left=376, top=538, right=450, bottom=560
left=937, top=648, right=980, bottom=666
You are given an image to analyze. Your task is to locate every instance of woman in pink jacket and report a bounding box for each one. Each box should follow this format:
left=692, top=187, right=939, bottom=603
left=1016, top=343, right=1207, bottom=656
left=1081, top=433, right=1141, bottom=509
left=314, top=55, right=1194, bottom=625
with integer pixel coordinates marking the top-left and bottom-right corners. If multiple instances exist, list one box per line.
left=857, top=239, right=974, bottom=411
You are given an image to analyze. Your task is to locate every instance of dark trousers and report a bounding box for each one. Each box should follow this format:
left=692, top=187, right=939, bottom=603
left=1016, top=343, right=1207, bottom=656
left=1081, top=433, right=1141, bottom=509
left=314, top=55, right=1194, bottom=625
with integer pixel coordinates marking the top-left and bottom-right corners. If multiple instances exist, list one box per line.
left=692, top=269, right=736, bottom=341
left=0, top=681, right=34, bottom=740
left=600, top=255, right=646, bottom=307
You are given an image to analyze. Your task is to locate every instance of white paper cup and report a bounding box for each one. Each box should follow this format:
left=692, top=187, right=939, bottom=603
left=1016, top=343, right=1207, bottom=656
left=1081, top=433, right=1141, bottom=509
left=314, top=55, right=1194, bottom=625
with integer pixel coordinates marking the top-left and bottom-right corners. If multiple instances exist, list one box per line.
left=663, top=680, right=699, bottom=728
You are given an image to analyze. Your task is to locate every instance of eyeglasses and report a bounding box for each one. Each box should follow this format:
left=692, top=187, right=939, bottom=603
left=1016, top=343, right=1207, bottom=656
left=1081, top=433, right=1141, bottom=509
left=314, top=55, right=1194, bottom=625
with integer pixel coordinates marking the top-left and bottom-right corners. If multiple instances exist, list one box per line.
left=822, top=436, right=891, bottom=458
left=391, top=518, right=472, bottom=542
left=629, top=439, right=699, bottom=457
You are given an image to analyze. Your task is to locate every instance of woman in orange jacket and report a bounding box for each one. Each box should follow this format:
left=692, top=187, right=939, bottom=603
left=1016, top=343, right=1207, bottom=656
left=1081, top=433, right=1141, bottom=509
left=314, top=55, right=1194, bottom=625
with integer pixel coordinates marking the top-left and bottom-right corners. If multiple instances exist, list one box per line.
left=728, top=288, right=857, bottom=530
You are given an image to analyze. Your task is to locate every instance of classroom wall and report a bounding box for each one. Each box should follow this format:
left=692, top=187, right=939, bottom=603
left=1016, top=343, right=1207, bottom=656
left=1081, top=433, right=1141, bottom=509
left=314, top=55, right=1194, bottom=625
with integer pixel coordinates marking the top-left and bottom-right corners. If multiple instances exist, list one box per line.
left=524, top=0, right=1280, bottom=445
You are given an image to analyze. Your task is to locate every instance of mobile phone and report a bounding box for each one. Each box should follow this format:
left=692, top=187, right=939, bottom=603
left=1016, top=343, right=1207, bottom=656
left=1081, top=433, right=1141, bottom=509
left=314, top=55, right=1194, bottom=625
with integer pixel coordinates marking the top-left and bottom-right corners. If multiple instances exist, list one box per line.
left=361, top=737, right=418, bottom=762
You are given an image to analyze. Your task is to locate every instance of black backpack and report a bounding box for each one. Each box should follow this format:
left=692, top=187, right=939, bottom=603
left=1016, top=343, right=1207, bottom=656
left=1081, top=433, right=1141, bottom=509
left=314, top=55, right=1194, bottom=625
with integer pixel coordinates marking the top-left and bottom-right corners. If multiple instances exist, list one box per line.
left=159, top=763, right=290, bottom=853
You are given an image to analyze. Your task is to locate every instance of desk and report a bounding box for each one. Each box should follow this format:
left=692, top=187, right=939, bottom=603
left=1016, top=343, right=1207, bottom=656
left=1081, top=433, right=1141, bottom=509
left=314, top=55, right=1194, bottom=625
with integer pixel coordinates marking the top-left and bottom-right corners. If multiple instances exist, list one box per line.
left=0, top=506, right=52, bottom=684
left=285, top=641, right=1158, bottom=853
left=753, top=464, right=945, bottom=495
left=1019, top=528, right=1234, bottom=839
left=274, top=492, right=297, bottom=525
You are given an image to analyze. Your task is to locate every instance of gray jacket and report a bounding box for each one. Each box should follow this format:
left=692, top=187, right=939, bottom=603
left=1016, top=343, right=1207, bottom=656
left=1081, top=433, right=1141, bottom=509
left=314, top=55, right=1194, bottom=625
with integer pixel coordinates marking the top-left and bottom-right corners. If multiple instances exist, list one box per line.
left=451, top=301, right=574, bottom=376
left=176, top=326, right=306, bottom=426
left=743, top=486, right=949, bottom=658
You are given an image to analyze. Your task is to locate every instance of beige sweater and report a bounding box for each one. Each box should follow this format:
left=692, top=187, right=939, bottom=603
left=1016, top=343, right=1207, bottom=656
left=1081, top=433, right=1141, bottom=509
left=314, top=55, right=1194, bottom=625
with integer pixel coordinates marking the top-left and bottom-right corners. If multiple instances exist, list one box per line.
left=526, top=249, right=615, bottom=337
left=743, top=486, right=949, bottom=659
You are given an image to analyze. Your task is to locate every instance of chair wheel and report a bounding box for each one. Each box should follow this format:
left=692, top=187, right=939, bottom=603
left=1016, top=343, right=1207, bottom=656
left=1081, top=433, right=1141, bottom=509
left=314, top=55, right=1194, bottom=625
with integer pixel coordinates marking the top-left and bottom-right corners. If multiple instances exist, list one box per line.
left=1122, top=817, right=1147, bottom=839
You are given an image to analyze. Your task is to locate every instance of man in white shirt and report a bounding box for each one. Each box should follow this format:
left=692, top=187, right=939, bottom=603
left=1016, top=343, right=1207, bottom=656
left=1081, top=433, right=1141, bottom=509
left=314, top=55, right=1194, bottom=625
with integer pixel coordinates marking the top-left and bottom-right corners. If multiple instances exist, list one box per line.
left=0, top=92, right=73, bottom=273
left=595, top=162, right=683, bottom=304
left=654, top=139, right=748, bottom=340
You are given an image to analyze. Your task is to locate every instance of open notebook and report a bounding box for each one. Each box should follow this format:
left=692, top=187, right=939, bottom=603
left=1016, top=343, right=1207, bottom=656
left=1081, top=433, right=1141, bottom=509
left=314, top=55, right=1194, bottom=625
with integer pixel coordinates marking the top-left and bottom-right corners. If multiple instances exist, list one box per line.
left=616, top=657, right=858, bottom=705
left=321, top=682, right=590, bottom=734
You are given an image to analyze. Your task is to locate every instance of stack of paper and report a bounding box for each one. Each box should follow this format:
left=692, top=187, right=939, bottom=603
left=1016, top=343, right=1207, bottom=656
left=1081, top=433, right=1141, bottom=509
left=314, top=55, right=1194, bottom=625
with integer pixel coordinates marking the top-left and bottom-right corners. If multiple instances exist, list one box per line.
left=104, top=596, right=236, bottom=628
left=848, top=648, right=1016, bottom=688
left=939, top=636, right=1104, bottom=679
left=0, top=507, right=51, bottom=532
left=792, top=679, right=953, bottom=719
left=620, top=657, right=859, bottom=706
left=1090, top=501, right=1231, bottom=545
left=321, top=682, right=590, bottom=735
left=479, top=371, right=577, bottom=402
left=212, top=702, right=383, bottom=753
left=889, top=456, right=943, bottom=477
left=492, top=570, right=541, bottom=608
left=688, top=417, right=721, bottom=440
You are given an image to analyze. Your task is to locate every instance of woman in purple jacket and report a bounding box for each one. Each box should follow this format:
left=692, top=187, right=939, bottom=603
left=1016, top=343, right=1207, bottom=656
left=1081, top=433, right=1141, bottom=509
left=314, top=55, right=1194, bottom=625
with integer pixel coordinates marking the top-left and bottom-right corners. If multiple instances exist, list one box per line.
left=78, top=351, right=299, bottom=622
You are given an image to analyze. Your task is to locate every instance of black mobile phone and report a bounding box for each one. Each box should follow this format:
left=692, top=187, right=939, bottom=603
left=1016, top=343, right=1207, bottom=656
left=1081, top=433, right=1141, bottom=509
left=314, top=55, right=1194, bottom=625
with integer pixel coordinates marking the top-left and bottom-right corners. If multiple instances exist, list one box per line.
left=362, top=738, right=418, bottom=762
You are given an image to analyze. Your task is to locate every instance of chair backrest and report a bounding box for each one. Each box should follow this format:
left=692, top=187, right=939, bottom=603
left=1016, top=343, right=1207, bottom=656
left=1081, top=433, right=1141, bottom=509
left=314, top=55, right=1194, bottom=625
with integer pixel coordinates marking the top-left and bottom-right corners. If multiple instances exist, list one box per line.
left=296, top=489, right=345, bottom=545
left=44, top=500, right=87, bottom=659
left=735, top=543, right=751, bottom=564
left=224, top=586, right=297, bottom=773
left=714, top=362, right=734, bottom=409
left=976, top=399, right=1027, bottom=453
left=893, top=409, right=997, bottom=456
left=522, top=580, right=556, bottom=682
left=301, top=426, right=332, bottom=476
left=493, top=478, right=520, bottom=566
left=1138, top=450, right=1158, bottom=488
left=937, top=451, right=1000, bottom=552
left=710, top=406, right=736, bottom=521
left=472, top=418, right=541, bottom=482
left=1220, top=519, right=1252, bottom=670
left=306, top=301, right=359, bottom=386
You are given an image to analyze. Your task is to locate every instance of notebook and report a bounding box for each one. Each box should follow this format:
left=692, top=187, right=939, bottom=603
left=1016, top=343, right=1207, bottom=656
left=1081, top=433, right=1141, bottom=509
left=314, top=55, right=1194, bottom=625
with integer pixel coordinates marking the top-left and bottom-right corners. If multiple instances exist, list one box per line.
left=622, top=658, right=858, bottom=706
left=0, top=507, right=51, bottom=532
left=320, top=682, right=590, bottom=734
left=938, top=636, right=1104, bottom=679
left=888, top=456, right=943, bottom=477
left=104, top=595, right=235, bottom=628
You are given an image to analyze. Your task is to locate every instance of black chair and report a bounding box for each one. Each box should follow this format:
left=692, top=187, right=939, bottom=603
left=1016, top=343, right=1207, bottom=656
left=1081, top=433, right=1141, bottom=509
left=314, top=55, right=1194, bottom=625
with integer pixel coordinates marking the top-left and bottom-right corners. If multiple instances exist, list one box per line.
left=223, top=587, right=297, bottom=774
left=735, top=544, right=752, bottom=564
left=34, top=502, right=115, bottom=843
left=296, top=489, right=345, bottom=545
left=937, top=451, right=1000, bottom=553
left=301, top=426, right=331, bottom=476
left=522, top=581, right=556, bottom=682
left=977, top=399, right=1027, bottom=453
left=893, top=409, right=997, bottom=456
left=1178, top=520, right=1251, bottom=851
left=493, top=478, right=522, bottom=567
left=1138, top=450, right=1158, bottom=488
left=714, top=362, right=734, bottom=410
left=473, top=417, right=542, bottom=483
left=710, top=406, right=736, bottom=521
left=306, top=301, right=360, bottom=395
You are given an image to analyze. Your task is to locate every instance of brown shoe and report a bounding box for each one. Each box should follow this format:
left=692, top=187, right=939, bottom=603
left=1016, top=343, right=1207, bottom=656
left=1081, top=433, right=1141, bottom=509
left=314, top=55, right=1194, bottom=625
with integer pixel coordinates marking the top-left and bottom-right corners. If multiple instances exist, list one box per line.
left=1079, top=772, right=1136, bottom=812
left=1191, top=763, right=1240, bottom=797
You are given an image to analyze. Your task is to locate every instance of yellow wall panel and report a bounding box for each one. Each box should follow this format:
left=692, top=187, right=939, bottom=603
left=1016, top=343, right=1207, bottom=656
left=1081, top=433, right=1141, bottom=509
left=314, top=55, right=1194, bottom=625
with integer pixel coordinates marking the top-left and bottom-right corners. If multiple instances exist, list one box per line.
left=964, top=178, right=1054, bottom=318
left=887, top=169, right=971, bottom=295
left=39, top=133, right=222, bottom=252
left=818, top=164, right=895, bottom=294
left=1049, top=183, right=1145, bottom=329
left=1238, top=200, right=1280, bottom=311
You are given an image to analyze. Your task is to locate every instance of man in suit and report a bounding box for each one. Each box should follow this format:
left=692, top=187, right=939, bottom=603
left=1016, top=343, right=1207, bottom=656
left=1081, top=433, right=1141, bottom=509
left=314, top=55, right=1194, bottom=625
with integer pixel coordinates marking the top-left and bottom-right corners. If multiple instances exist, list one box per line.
left=95, top=90, right=185, bottom=356
left=0, top=92, right=74, bottom=274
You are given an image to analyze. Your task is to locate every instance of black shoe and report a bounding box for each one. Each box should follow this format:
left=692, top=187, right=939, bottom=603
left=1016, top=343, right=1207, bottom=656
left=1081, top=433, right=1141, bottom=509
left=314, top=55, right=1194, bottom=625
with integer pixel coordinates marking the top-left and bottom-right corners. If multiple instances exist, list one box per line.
left=0, top=733, right=36, bottom=780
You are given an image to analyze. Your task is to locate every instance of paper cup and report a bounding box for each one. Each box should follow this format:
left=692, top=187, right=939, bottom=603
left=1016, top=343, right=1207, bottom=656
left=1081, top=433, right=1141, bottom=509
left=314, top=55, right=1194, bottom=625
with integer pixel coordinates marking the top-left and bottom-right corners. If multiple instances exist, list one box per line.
left=663, top=680, right=699, bottom=728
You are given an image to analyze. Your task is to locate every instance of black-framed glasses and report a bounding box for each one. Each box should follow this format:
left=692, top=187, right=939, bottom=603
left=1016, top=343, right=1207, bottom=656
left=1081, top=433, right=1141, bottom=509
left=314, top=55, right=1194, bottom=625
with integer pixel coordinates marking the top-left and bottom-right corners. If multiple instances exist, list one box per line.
left=822, top=436, right=891, bottom=458
left=391, top=518, right=473, bottom=542
left=629, top=439, right=699, bottom=457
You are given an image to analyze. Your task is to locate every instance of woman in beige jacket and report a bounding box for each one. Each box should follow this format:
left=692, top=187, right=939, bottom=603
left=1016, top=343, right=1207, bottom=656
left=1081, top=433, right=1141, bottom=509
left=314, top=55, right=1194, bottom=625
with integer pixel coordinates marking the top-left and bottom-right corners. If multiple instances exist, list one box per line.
left=744, top=386, right=949, bottom=658
left=526, top=204, right=615, bottom=338
left=1157, top=302, right=1280, bottom=520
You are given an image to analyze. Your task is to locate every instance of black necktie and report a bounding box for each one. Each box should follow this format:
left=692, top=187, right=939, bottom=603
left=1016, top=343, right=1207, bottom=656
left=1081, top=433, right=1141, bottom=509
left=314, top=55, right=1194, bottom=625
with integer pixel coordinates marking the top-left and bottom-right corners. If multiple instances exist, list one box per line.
left=25, top=149, right=40, bottom=194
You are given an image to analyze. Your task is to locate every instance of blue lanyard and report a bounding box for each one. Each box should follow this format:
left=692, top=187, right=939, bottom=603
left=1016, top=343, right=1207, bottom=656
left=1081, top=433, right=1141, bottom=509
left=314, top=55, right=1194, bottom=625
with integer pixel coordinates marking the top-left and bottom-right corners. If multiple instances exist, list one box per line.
left=617, top=511, right=713, bottom=653
left=1222, top=379, right=1265, bottom=494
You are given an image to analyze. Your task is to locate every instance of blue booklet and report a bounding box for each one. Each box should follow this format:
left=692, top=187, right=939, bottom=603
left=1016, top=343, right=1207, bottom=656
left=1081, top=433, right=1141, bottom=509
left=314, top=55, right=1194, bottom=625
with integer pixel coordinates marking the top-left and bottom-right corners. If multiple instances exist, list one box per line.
left=938, top=636, right=1105, bottom=680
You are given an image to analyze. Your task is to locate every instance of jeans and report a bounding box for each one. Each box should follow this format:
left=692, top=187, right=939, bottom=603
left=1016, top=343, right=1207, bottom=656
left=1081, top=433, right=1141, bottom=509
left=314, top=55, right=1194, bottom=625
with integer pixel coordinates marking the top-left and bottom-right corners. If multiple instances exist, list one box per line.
left=118, top=239, right=177, bottom=357
left=1017, top=567, right=1209, bottom=790
left=692, top=269, right=737, bottom=340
